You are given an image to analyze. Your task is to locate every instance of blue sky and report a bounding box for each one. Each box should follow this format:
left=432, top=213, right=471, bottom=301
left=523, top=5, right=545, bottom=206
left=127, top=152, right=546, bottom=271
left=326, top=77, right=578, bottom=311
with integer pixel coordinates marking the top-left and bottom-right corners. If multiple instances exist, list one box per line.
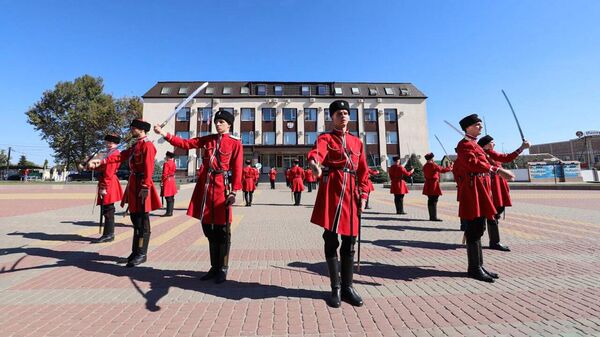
left=1, top=0, right=599, bottom=166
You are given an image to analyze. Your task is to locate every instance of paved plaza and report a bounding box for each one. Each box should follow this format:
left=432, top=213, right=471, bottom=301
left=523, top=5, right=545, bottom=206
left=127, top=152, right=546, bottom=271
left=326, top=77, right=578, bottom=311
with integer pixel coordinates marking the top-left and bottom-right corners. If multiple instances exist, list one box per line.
left=1, top=182, right=599, bottom=337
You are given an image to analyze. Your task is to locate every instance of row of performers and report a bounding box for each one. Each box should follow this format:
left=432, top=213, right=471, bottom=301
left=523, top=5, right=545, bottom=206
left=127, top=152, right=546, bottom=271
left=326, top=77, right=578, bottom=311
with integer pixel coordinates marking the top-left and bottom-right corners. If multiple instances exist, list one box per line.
left=87, top=101, right=529, bottom=307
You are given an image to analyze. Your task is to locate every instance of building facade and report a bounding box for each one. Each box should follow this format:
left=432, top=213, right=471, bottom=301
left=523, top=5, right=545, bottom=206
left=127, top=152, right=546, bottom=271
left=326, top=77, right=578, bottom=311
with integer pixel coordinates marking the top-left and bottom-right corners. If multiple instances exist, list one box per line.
left=529, top=131, right=600, bottom=169
left=142, top=81, right=429, bottom=177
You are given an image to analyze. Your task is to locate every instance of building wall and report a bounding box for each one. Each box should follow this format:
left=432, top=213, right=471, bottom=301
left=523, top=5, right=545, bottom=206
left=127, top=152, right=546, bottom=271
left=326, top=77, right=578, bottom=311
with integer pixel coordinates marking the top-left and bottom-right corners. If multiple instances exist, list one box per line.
left=143, top=93, right=429, bottom=176
left=530, top=135, right=600, bottom=168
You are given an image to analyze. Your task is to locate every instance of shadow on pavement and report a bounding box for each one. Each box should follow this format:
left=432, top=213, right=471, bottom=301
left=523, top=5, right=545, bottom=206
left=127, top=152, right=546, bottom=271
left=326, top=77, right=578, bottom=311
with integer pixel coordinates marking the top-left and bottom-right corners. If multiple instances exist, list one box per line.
left=363, top=239, right=464, bottom=252
left=362, top=224, right=461, bottom=232
left=60, top=220, right=129, bottom=228
left=7, top=231, right=93, bottom=242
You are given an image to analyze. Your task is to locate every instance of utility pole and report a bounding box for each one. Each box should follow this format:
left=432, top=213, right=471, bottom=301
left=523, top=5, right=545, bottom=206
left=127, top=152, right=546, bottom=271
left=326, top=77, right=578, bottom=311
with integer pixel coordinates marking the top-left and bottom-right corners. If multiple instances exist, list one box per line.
left=6, top=147, right=11, bottom=179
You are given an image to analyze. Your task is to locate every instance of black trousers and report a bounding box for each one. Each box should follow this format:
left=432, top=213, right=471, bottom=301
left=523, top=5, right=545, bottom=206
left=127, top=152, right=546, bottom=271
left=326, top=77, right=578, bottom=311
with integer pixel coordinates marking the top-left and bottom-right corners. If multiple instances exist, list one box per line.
left=201, top=223, right=231, bottom=244
left=323, top=230, right=356, bottom=259
left=293, top=192, right=302, bottom=205
left=427, top=195, right=439, bottom=205
left=101, top=203, right=115, bottom=236
left=307, top=182, right=313, bottom=192
left=495, top=206, right=505, bottom=219
left=130, top=212, right=151, bottom=254
left=394, top=194, right=405, bottom=213
left=270, top=180, right=275, bottom=189
left=463, top=217, right=487, bottom=243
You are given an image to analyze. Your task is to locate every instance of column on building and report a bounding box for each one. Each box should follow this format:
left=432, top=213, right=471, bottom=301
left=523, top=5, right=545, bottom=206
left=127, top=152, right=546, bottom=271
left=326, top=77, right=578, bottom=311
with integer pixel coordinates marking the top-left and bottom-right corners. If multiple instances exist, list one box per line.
left=275, top=103, right=283, bottom=144
left=297, top=103, right=305, bottom=145
left=233, top=108, right=241, bottom=138
left=377, top=107, right=388, bottom=170
left=255, top=105, right=263, bottom=144
left=187, top=106, right=198, bottom=176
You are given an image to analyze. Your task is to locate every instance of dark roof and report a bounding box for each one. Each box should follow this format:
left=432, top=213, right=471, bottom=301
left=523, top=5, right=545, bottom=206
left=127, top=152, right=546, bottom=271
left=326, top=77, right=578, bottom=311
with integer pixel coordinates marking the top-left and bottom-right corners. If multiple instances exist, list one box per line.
left=142, top=81, right=427, bottom=99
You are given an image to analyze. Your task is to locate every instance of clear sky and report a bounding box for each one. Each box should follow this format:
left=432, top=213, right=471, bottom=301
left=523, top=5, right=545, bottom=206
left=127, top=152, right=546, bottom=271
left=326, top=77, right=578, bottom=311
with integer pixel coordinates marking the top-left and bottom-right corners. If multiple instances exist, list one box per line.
left=1, top=0, right=599, bottom=166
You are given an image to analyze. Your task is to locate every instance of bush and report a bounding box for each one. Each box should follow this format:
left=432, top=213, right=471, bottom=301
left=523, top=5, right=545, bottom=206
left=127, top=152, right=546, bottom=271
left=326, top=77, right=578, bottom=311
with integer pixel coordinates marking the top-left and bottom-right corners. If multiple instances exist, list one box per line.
left=369, top=166, right=389, bottom=183
left=405, top=153, right=424, bottom=183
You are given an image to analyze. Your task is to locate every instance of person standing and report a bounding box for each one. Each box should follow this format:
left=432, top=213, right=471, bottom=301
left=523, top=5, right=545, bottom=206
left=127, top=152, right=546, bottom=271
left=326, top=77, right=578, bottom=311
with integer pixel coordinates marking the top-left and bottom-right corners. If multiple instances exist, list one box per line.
left=161, top=151, right=177, bottom=217
left=388, top=156, right=414, bottom=215
left=289, top=159, right=305, bottom=205
left=364, top=168, right=379, bottom=209
left=154, top=109, right=243, bottom=284
left=90, top=120, right=161, bottom=267
left=242, top=159, right=258, bottom=206
left=309, top=100, right=369, bottom=308
left=269, top=167, right=277, bottom=189
left=304, top=166, right=315, bottom=192
left=91, top=134, right=124, bottom=243
left=477, top=135, right=530, bottom=251
left=422, top=153, right=453, bottom=221
left=453, top=114, right=515, bottom=282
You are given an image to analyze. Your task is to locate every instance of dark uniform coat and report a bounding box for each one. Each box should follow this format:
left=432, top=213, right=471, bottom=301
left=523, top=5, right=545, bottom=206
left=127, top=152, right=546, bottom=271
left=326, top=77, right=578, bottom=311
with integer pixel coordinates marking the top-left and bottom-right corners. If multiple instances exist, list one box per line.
left=164, top=132, right=243, bottom=224
left=308, top=129, right=369, bottom=237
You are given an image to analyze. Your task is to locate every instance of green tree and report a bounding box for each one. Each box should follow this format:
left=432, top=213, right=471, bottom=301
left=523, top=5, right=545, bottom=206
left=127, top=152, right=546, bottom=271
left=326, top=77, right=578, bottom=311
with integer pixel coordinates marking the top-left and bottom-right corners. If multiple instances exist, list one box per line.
left=0, top=149, right=7, bottom=167
left=17, top=155, right=38, bottom=168
left=26, top=75, right=142, bottom=170
left=405, top=153, right=424, bottom=183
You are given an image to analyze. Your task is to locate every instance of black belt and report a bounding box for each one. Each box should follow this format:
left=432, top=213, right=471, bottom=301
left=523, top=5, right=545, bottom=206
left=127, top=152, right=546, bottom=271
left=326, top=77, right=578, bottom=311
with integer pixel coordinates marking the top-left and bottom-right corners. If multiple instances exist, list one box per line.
left=208, top=168, right=225, bottom=174
left=326, top=167, right=356, bottom=175
left=133, top=172, right=145, bottom=177
left=469, top=173, right=489, bottom=177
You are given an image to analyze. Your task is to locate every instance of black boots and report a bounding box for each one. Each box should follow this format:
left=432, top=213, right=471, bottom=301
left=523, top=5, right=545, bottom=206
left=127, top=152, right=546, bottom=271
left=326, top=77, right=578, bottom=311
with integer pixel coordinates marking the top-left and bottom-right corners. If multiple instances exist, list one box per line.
left=340, top=253, right=363, bottom=306
left=127, top=214, right=150, bottom=267
left=365, top=198, right=371, bottom=209
left=325, top=257, right=341, bottom=308
left=215, top=242, right=230, bottom=284
left=94, top=204, right=115, bottom=243
left=200, top=242, right=220, bottom=281
left=394, top=195, right=406, bottom=214
left=293, top=192, right=301, bottom=206
left=466, top=240, right=495, bottom=282
left=249, top=192, right=253, bottom=206
left=479, top=241, right=498, bottom=279
left=428, top=200, right=442, bottom=221
left=127, top=232, right=150, bottom=267
left=161, top=197, right=174, bottom=217
left=488, top=218, right=510, bottom=251
left=244, top=192, right=250, bottom=206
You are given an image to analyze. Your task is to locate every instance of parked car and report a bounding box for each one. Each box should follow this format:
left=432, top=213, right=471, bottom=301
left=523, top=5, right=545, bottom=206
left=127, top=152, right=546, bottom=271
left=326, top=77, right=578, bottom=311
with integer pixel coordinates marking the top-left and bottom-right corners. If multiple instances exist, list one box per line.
left=7, top=174, right=22, bottom=181
left=67, top=171, right=98, bottom=182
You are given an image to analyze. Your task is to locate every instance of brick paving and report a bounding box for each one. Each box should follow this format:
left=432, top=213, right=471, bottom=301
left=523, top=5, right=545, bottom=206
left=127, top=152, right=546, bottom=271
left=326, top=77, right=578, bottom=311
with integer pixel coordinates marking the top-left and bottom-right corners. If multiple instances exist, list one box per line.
left=1, top=182, right=599, bottom=336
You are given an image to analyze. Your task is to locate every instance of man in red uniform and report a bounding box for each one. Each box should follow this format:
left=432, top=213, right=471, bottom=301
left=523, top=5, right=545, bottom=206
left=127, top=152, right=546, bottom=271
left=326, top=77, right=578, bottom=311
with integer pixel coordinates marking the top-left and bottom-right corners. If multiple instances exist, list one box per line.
left=91, top=134, right=124, bottom=243
left=269, top=167, right=277, bottom=189
left=309, top=100, right=369, bottom=308
left=422, top=153, right=453, bottom=221
left=364, top=168, right=379, bottom=209
left=161, top=151, right=177, bottom=217
left=154, top=109, right=243, bottom=284
left=285, top=167, right=291, bottom=187
left=304, top=166, right=316, bottom=192
left=242, top=159, right=258, bottom=206
left=453, top=114, right=515, bottom=282
left=388, top=156, right=414, bottom=215
left=477, top=135, right=530, bottom=251
left=289, top=159, right=305, bottom=205
left=90, top=120, right=161, bottom=267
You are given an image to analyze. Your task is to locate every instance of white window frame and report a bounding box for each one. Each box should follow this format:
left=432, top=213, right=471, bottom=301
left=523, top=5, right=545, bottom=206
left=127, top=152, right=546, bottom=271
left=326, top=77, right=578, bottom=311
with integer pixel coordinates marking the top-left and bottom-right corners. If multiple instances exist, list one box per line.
left=283, top=132, right=297, bottom=145
left=263, top=131, right=276, bottom=145
left=366, top=132, right=378, bottom=144
left=283, top=108, right=297, bottom=121
left=364, top=109, right=377, bottom=122
left=386, top=131, right=398, bottom=144
left=241, top=108, right=255, bottom=121
left=176, top=108, right=190, bottom=121
left=262, top=108, right=276, bottom=121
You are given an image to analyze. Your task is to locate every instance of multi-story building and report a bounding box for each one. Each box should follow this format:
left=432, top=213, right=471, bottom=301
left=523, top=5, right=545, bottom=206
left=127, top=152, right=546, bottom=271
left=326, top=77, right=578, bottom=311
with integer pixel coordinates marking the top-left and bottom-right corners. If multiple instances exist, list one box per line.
left=529, top=131, right=600, bottom=169
left=142, top=81, right=429, bottom=177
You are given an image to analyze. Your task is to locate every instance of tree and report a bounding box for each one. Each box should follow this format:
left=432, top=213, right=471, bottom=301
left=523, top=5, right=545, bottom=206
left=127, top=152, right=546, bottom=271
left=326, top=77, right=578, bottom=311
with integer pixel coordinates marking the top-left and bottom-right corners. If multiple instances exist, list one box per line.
left=405, top=153, right=424, bottom=183
left=26, top=75, right=142, bottom=170
left=0, top=149, right=7, bottom=167
left=17, top=155, right=38, bottom=168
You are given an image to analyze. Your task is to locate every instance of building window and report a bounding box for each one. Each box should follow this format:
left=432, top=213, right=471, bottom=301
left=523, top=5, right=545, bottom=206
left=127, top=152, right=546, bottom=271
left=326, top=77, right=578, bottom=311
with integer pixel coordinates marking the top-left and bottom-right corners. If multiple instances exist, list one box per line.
left=242, top=131, right=255, bottom=145
left=205, top=87, right=214, bottom=95
left=366, top=132, right=377, bottom=144
left=364, top=109, right=377, bottom=122
left=241, top=108, right=255, bottom=121
left=176, top=131, right=190, bottom=139
left=263, top=131, right=276, bottom=145
left=257, top=85, right=266, bottom=95
left=222, top=87, right=232, bottom=95
left=274, top=85, right=283, bottom=95
left=240, top=86, right=249, bottom=95
left=301, top=85, right=310, bottom=96
left=199, top=131, right=211, bottom=137
left=305, top=132, right=318, bottom=145
left=198, top=107, right=212, bottom=123
left=334, top=87, right=343, bottom=95
left=283, top=108, right=297, bottom=121
left=368, top=88, right=378, bottom=96
left=175, top=156, right=188, bottom=169
left=351, top=87, right=360, bottom=95
left=304, top=108, right=317, bottom=121
left=384, top=108, right=397, bottom=121
left=349, top=108, right=358, bottom=121
left=324, top=109, right=331, bottom=121
left=284, top=132, right=297, bottom=145
left=220, top=107, right=234, bottom=114
left=317, top=85, right=327, bottom=95
left=384, top=87, right=394, bottom=95
left=176, top=107, right=190, bottom=121
left=400, top=87, right=410, bottom=96
left=262, top=108, right=276, bottom=121
left=386, top=131, right=398, bottom=144
left=160, top=87, right=171, bottom=95
left=178, top=87, right=189, bottom=95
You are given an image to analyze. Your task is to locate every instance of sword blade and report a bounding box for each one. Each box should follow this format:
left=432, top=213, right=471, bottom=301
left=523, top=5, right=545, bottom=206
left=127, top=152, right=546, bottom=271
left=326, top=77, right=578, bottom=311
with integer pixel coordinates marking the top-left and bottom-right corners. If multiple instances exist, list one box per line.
left=434, top=134, right=450, bottom=157
left=501, top=89, right=525, bottom=141
left=160, top=82, right=210, bottom=128
left=443, top=120, right=465, bottom=136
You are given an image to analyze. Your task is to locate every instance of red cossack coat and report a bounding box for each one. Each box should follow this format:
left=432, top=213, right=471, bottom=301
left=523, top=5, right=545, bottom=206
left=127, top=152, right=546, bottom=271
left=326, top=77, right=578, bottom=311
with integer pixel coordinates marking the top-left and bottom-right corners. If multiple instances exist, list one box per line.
left=165, top=132, right=242, bottom=225
left=289, top=166, right=305, bottom=192
left=103, top=137, right=161, bottom=213
left=308, top=129, right=369, bottom=237
left=485, top=148, right=521, bottom=208
left=388, top=164, right=412, bottom=194
left=304, top=168, right=316, bottom=183
left=422, top=162, right=452, bottom=196
left=161, top=159, right=177, bottom=197
left=242, top=166, right=258, bottom=192
left=452, top=136, right=498, bottom=220
left=269, top=168, right=277, bottom=181
left=94, top=149, right=123, bottom=205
